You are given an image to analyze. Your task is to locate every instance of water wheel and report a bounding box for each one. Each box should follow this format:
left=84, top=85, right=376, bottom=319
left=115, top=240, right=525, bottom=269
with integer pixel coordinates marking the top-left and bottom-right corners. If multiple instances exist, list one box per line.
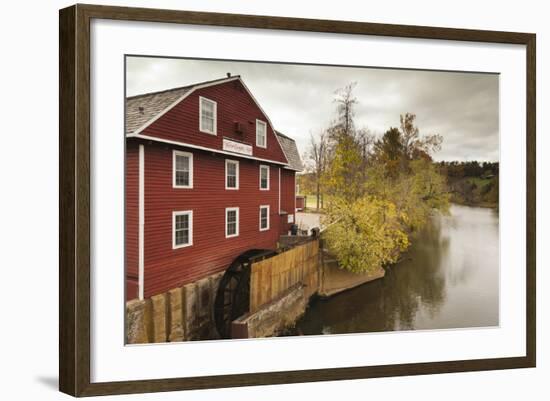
left=214, top=249, right=276, bottom=339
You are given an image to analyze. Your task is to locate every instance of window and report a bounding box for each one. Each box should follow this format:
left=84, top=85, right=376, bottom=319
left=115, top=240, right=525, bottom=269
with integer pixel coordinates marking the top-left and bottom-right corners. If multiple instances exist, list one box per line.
left=173, top=211, right=193, bottom=248
left=259, top=165, right=270, bottom=190
left=173, top=150, right=193, bottom=188
left=225, top=207, right=239, bottom=238
left=256, top=119, right=267, bottom=148
left=225, top=159, right=239, bottom=190
left=259, top=205, right=270, bottom=231
left=199, top=96, right=217, bottom=135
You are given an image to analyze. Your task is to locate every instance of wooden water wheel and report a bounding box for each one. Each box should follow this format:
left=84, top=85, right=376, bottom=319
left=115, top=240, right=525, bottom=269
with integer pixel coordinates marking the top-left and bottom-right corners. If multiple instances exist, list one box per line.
left=214, top=249, right=276, bottom=339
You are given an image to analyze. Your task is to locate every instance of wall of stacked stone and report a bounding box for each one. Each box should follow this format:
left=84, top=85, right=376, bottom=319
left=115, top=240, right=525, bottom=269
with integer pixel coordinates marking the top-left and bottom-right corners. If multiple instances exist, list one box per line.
left=126, top=272, right=223, bottom=344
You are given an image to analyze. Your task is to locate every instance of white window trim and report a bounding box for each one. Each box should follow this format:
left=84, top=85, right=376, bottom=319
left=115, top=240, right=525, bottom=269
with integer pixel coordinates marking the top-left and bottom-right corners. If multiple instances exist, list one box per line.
left=259, top=164, right=270, bottom=191
left=172, top=210, right=193, bottom=249
left=172, top=150, right=193, bottom=189
left=225, top=159, right=239, bottom=190
left=225, top=207, right=240, bottom=238
left=259, top=205, right=270, bottom=231
left=199, top=96, right=217, bottom=135
left=256, top=119, right=267, bottom=148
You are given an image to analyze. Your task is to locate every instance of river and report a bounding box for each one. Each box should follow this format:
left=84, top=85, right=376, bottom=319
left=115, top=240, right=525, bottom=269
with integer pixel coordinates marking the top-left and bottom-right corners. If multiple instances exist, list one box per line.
left=295, top=204, right=499, bottom=335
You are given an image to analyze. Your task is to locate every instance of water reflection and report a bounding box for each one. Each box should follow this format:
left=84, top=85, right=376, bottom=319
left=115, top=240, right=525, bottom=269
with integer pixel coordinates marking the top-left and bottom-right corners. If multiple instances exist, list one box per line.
left=295, top=204, right=499, bottom=335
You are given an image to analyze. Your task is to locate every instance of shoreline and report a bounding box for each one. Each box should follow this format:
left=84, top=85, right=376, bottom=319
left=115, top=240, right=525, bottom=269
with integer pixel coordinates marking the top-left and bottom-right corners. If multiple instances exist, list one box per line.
left=450, top=200, right=498, bottom=209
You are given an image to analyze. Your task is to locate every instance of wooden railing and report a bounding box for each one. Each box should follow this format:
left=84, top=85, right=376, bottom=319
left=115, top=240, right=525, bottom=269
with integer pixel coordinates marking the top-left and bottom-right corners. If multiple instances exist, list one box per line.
left=249, top=239, right=319, bottom=313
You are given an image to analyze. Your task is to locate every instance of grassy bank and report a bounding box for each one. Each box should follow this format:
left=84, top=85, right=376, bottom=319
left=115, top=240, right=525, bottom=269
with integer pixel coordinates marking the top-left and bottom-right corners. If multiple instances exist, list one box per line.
left=448, top=176, right=498, bottom=209
left=298, top=194, right=327, bottom=213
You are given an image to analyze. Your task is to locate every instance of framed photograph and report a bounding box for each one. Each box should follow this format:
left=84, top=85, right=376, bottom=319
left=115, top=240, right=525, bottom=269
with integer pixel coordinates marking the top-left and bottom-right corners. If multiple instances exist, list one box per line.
left=59, top=4, right=536, bottom=397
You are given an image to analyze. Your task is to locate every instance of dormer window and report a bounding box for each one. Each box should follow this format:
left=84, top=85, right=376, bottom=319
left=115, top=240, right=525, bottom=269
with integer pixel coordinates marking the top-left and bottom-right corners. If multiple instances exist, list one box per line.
left=256, top=119, right=267, bottom=148
left=199, top=96, right=217, bottom=135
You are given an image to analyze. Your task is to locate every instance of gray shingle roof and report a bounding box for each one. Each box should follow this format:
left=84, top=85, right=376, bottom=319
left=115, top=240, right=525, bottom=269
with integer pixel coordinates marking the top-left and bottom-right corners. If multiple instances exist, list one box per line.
left=126, top=87, right=192, bottom=135
left=125, top=76, right=240, bottom=135
left=276, top=131, right=303, bottom=172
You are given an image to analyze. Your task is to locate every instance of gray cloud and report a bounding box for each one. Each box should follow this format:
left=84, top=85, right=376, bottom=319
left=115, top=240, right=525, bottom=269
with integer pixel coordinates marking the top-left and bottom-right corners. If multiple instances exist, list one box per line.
left=126, top=56, right=499, bottom=162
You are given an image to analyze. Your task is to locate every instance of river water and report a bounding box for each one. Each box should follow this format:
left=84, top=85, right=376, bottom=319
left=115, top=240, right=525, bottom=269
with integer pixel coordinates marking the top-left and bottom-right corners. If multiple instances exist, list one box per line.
left=295, top=204, right=499, bottom=335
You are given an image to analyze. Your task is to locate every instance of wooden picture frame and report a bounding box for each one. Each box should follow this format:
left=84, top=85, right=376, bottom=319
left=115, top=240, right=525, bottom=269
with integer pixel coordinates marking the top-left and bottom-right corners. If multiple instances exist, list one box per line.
left=59, top=3, right=536, bottom=397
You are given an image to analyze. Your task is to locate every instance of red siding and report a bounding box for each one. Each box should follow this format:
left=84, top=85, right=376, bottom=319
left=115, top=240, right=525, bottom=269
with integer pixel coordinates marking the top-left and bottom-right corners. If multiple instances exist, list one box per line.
left=280, top=168, right=297, bottom=234
left=125, top=79, right=301, bottom=300
left=125, top=142, right=139, bottom=300
left=141, top=80, right=288, bottom=165
left=126, top=139, right=294, bottom=299
left=296, top=196, right=305, bottom=210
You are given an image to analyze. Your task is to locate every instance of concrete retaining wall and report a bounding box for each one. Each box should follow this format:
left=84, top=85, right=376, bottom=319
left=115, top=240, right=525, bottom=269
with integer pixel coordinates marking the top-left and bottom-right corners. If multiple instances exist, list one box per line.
left=232, top=285, right=307, bottom=338
left=126, top=272, right=223, bottom=344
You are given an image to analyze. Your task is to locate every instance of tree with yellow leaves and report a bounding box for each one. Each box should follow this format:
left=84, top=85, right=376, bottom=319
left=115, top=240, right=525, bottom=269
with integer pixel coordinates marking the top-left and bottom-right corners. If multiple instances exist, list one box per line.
left=323, top=196, right=409, bottom=274
left=320, top=84, right=450, bottom=274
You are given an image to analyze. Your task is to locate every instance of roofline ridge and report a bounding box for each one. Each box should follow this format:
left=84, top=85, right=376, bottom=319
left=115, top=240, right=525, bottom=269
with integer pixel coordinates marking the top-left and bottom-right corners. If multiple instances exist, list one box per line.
left=275, top=130, right=296, bottom=142
left=127, top=75, right=241, bottom=100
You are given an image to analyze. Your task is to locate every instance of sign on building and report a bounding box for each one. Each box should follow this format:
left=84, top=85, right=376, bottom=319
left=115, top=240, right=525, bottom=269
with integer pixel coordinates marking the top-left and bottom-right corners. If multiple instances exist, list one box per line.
left=223, top=138, right=253, bottom=156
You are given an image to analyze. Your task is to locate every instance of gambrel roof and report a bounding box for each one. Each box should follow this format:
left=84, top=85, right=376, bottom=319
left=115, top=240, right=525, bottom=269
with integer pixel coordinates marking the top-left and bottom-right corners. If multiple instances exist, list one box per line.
left=276, top=131, right=303, bottom=172
left=126, top=76, right=238, bottom=136
left=126, top=75, right=303, bottom=171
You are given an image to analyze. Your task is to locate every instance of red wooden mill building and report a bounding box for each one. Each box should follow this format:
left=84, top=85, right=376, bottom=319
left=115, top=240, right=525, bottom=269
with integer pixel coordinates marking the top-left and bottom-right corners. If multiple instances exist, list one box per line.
left=125, top=75, right=304, bottom=301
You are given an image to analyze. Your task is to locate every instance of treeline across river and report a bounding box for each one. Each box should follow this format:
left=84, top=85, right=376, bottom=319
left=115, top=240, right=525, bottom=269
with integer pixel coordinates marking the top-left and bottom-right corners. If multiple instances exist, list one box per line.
left=436, top=161, right=499, bottom=208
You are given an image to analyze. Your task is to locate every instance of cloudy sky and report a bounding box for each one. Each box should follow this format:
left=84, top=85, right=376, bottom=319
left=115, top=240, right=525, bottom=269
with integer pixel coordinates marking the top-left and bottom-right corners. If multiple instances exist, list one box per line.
left=127, top=56, right=499, bottom=162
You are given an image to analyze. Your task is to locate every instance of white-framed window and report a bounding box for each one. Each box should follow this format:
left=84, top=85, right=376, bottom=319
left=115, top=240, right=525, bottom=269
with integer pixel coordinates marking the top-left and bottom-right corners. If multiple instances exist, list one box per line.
left=256, top=119, right=267, bottom=148
left=172, top=150, right=193, bottom=188
left=173, top=211, right=193, bottom=249
left=259, top=164, right=270, bottom=190
left=225, top=207, right=239, bottom=238
left=199, top=96, right=217, bottom=135
left=225, top=159, right=239, bottom=190
left=259, top=205, right=270, bottom=231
